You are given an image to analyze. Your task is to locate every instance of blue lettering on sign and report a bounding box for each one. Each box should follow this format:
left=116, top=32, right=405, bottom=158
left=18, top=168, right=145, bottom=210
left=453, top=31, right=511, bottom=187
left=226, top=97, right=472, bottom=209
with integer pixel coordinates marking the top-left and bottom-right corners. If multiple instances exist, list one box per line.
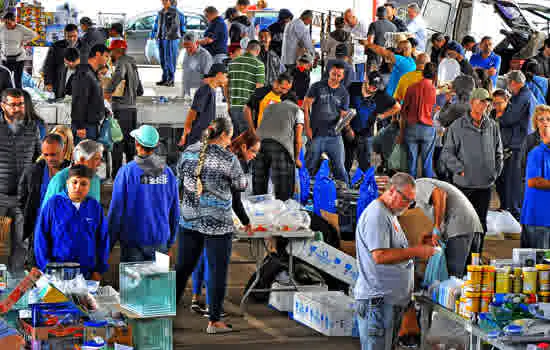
left=334, top=257, right=341, bottom=265
left=314, top=249, right=332, bottom=265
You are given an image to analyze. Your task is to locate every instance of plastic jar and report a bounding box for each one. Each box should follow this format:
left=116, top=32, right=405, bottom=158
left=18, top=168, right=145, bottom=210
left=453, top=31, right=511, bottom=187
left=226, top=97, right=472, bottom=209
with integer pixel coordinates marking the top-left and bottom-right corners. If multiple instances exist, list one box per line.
left=523, top=267, right=538, bottom=294
left=471, top=253, right=481, bottom=266
left=0, top=264, right=6, bottom=291
left=463, top=280, right=481, bottom=293
left=481, top=293, right=492, bottom=313
left=537, top=265, right=550, bottom=292
left=496, top=267, right=511, bottom=294
left=482, top=266, right=496, bottom=293
left=513, top=267, right=523, bottom=294
left=464, top=292, right=480, bottom=313
left=467, top=265, right=483, bottom=283
left=539, top=292, right=550, bottom=303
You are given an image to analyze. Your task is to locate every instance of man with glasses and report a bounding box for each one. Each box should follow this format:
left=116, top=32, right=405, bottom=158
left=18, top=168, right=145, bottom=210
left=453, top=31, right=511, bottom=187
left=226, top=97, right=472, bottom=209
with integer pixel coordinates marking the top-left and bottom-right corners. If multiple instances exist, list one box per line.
left=0, top=88, right=41, bottom=273
left=440, top=88, right=504, bottom=254
left=355, top=172, right=435, bottom=350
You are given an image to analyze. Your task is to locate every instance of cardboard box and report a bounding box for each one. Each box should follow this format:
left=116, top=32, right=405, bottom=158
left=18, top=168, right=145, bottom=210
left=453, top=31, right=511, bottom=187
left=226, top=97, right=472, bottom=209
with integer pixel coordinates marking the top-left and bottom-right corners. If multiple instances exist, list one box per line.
left=398, top=208, right=433, bottom=247
left=289, top=240, right=358, bottom=286
left=268, top=282, right=328, bottom=312
left=293, top=291, right=355, bottom=337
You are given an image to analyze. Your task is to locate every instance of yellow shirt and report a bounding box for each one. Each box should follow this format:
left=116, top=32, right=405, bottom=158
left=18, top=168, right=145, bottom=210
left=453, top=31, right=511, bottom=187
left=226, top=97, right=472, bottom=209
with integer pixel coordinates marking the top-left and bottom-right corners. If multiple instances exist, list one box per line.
left=257, top=91, right=281, bottom=127
left=393, top=70, right=423, bottom=102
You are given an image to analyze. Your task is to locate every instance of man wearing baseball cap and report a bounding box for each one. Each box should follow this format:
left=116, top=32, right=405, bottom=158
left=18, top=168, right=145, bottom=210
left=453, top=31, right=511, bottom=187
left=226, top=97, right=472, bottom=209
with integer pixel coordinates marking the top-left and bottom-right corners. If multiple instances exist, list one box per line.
left=267, top=9, right=293, bottom=58
left=440, top=88, right=503, bottom=253
left=79, top=17, right=106, bottom=60
left=105, top=39, right=144, bottom=179
left=108, top=125, right=180, bottom=262
left=446, top=40, right=474, bottom=76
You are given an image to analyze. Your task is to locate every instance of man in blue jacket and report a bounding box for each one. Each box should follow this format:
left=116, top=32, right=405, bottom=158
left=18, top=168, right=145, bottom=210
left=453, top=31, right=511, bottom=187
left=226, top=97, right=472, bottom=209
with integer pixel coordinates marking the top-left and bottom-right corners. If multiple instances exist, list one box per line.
left=34, top=165, right=109, bottom=280
left=151, top=0, right=186, bottom=87
left=496, top=71, right=536, bottom=219
left=108, top=125, right=180, bottom=262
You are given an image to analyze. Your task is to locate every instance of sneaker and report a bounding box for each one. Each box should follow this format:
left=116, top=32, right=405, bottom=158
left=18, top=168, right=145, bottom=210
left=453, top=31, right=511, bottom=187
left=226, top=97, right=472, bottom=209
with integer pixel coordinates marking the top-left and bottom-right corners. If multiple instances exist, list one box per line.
left=203, top=308, right=228, bottom=318
left=206, top=323, right=233, bottom=334
left=156, top=80, right=166, bottom=86
left=164, top=80, right=175, bottom=87
left=398, top=335, right=420, bottom=349
left=191, top=300, right=207, bottom=315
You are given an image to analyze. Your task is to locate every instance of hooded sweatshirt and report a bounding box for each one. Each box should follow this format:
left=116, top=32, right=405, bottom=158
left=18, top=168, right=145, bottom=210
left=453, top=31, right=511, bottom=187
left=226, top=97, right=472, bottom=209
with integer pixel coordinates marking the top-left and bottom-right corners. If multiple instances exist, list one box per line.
left=34, top=192, right=109, bottom=276
left=108, top=154, right=180, bottom=248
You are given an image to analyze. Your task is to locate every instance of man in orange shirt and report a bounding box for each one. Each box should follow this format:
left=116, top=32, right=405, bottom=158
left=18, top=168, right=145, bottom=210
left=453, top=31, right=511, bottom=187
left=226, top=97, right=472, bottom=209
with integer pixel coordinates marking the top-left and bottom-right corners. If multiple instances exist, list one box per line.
left=398, top=62, right=437, bottom=178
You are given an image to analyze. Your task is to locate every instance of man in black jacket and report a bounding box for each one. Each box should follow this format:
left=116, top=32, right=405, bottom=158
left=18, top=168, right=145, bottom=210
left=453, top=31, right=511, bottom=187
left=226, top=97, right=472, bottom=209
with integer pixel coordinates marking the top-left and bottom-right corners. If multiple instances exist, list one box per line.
left=0, top=88, right=41, bottom=272
left=532, top=38, right=550, bottom=78
left=267, top=9, right=293, bottom=58
left=18, top=134, right=69, bottom=266
left=43, top=24, right=81, bottom=99
left=79, top=17, right=107, bottom=61
left=71, top=44, right=110, bottom=144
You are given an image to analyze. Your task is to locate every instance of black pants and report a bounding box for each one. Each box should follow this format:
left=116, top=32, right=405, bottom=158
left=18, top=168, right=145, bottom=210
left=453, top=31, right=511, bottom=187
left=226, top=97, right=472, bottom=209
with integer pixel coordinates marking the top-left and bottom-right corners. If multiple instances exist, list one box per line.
left=253, top=140, right=295, bottom=201
left=495, top=150, right=522, bottom=219
left=176, top=229, right=232, bottom=322
left=111, top=109, right=137, bottom=179
left=457, top=187, right=491, bottom=254
left=344, top=134, right=372, bottom=174
left=3, top=60, right=23, bottom=89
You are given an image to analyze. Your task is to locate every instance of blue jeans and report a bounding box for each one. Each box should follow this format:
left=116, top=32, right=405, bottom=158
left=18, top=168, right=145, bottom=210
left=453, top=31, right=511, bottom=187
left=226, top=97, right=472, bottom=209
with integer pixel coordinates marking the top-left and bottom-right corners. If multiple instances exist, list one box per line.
left=120, top=243, right=169, bottom=263
left=405, top=123, right=436, bottom=178
left=158, top=39, right=179, bottom=82
left=191, top=249, right=210, bottom=305
left=213, top=54, right=228, bottom=65
left=72, top=123, right=98, bottom=145
left=176, top=229, right=232, bottom=322
left=307, top=136, right=349, bottom=184
left=229, top=106, right=248, bottom=138
left=356, top=299, right=405, bottom=350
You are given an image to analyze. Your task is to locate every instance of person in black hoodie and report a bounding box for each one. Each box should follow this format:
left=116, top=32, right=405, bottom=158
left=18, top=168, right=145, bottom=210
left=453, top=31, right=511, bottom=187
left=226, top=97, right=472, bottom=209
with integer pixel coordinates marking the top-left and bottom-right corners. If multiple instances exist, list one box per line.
left=289, top=54, right=312, bottom=107
left=267, top=9, right=293, bottom=58
left=18, top=133, right=70, bottom=266
left=79, top=17, right=106, bottom=61
left=226, top=8, right=254, bottom=55
left=43, top=24, right=81, bottom=99
left=71, top=44, right=110, bottom=144
left=321, top=17, right=352, bottom=62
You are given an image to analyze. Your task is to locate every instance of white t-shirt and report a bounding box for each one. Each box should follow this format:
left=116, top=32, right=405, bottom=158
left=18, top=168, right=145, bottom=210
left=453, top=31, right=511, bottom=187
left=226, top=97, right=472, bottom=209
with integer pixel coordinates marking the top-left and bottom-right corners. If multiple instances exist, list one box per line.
left=0, top=24, right=37, bottom=61
left=344, top=20, right=369, bottom=39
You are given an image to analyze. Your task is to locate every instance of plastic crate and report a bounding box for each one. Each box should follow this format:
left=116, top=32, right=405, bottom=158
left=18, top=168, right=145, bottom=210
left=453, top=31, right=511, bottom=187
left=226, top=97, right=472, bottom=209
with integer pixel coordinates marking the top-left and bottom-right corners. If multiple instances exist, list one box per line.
left=119, top=262, right=176, bottom=317
left=129, top=318, right=172, bottom=350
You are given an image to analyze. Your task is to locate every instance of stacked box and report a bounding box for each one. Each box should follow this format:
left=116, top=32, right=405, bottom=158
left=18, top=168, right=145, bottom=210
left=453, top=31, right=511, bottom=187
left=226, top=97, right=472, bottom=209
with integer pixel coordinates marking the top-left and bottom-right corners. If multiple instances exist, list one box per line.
left=119, top=262, right=176, bottom=317
left=268, top=282, right=328, bottom=312
left=128, top=318, right=172, bottom=350
left=293, top=291, right=356, bottom=337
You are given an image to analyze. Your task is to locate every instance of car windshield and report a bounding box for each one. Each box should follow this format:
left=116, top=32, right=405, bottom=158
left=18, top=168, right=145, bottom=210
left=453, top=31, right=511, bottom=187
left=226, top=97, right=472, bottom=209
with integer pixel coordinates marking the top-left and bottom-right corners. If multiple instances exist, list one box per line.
left=127, top=15, right=155, bottom=31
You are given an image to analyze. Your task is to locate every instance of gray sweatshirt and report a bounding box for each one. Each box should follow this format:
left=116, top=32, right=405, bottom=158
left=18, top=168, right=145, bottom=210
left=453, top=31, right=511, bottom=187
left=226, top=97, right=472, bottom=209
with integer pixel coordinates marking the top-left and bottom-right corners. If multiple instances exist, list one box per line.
left=0, top=24, right=37, bottom=61
left=106, top=55, right=143, bottom=110
left=440, top=115, right=503, bottom=189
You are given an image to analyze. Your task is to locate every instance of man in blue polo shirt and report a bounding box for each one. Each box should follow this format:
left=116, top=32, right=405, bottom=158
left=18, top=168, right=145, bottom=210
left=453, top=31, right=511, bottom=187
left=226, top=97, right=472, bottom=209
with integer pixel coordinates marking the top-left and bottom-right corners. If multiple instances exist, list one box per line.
left=199, top=6, right=228, bottom=64
left=365, top=39, right=416, bottom=96
left=470, top=36, right=501, bottom=88
left=521, top=126, right=550, bottom=249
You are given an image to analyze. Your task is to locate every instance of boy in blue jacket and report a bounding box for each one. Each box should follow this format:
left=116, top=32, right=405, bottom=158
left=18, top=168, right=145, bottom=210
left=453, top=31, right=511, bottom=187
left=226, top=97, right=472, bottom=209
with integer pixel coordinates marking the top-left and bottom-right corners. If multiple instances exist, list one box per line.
left=34, top=165, right=109, bottom=280
left=107, top=125, right=180, bottom=262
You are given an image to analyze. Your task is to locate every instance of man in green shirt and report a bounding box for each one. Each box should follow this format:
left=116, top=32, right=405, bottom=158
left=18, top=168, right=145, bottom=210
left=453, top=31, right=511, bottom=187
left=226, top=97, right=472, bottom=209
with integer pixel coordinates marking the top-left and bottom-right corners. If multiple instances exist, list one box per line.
left=227, top=40, right=265, bottom=137
left=42, top=140, right=103, bottom=207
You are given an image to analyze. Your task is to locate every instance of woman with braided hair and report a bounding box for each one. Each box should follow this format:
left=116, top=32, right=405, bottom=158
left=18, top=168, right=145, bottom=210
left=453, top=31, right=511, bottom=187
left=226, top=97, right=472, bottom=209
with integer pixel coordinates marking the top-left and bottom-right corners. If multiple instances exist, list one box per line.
left=176, top=117, right=247, bottom=334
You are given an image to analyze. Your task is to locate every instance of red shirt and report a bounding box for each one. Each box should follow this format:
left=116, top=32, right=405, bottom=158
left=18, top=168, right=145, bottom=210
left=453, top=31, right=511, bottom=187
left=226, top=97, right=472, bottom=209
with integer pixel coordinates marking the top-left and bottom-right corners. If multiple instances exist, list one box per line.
left=402, top=78, right=436, bottom=126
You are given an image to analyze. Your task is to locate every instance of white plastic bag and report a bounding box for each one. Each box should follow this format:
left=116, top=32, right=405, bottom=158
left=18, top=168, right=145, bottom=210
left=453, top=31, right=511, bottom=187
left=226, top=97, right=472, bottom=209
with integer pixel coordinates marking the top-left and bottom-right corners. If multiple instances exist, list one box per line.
left=145, top=39, right=160, bottom=65
left=274, top=209, right=311, bottom=231
left=438, top=58, right=461, bottom=86
left=487, top=210, right=521, bottom=235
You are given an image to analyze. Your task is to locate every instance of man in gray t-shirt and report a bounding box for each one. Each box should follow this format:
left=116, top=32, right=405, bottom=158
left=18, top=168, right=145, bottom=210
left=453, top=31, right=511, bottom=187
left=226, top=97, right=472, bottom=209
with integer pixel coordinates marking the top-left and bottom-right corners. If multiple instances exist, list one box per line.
left=415, top=178, right=484, bottom=277
left=182, top=32, right=213, bottom=97
left=355, top=173, right=435, bottom=350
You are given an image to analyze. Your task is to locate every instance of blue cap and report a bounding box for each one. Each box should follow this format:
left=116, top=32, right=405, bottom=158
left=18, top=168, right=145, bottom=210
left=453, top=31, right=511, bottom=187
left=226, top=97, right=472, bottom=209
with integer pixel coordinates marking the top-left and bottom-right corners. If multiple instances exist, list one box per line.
left=278, top=9, right=293, bottom=20
left=130, top=125, right=159, bottom=148
left=446, top=40, right=465, bottom=57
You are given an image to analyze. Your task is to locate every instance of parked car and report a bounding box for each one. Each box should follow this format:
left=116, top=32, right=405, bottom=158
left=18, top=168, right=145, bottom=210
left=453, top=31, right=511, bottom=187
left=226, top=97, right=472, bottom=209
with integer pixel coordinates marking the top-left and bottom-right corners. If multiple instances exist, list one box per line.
left=125, top=9, right=208, bottom=65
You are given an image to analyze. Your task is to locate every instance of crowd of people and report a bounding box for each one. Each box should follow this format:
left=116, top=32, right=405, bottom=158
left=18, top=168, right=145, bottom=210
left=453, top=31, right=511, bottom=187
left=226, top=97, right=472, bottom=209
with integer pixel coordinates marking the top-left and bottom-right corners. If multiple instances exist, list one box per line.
left=0, top=0, right=550, bottom=347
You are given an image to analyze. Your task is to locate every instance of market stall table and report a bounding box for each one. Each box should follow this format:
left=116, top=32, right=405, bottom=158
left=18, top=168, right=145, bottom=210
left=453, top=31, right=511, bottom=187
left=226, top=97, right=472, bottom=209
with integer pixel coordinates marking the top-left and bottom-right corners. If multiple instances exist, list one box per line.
left=417, top=295, right=550, bottom=350
left=234, top=230, right=315, bottom=314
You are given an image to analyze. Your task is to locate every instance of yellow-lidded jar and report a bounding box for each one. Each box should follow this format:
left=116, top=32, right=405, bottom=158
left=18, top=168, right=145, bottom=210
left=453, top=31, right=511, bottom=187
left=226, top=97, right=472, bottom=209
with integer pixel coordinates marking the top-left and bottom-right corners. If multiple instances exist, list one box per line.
left=523, top=267, right=538, bottom=294
left=537, top=265, right=550, bottom=292
left=496, top=267, right=511, bottom=294
left=539, top=292, right=550, bottom=303
left=471, top=253, right=481, bottom=266
left=513, top=267, right=523, bottom=294
left=463, top=280, right=481, bottom=293
left=481, top=266, right=496, bottom=293
left=467, top=265, right=483, bottom=283
left=481, top=292, right=492, bottom=313
left=464, top=292, right=481, bottom=313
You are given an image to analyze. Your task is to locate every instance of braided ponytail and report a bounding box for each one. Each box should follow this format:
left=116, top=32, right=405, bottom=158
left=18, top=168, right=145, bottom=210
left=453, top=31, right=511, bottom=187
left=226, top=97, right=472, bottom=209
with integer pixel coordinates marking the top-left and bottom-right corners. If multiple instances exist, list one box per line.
left=195, top=118, right=233, bottom=195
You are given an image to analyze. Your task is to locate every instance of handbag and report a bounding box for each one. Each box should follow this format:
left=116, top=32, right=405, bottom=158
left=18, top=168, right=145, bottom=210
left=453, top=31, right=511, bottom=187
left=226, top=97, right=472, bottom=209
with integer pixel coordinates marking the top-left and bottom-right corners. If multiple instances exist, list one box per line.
left=110, top=117, right=124, bottom=143
left=388, top=143, right=409, bottom=173
left=98, top=117, right=114, bottom=151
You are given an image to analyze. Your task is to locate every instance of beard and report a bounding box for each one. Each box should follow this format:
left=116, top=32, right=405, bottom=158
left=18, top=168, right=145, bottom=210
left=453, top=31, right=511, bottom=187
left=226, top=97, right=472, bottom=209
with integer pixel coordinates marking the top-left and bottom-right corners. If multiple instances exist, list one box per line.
left=5, top=111, right=24, bottom=122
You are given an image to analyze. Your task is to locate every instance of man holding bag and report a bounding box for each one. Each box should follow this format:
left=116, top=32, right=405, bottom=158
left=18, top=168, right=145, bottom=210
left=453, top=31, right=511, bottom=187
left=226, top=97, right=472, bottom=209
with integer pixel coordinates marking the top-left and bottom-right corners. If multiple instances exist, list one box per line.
left=105, top=39, right=143, bottom=179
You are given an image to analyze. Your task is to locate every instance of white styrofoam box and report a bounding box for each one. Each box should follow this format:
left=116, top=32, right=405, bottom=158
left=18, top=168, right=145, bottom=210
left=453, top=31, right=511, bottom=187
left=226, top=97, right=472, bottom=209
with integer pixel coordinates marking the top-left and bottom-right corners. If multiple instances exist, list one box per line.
left=268, top=282, right=328, bottom=312
left=512, top=248, right=548, bottom=266
left=36, top=104, right=57, bottom=124
left=293, top=291, right=356, bottom=337
left=289, top=239, right=358, bottom=286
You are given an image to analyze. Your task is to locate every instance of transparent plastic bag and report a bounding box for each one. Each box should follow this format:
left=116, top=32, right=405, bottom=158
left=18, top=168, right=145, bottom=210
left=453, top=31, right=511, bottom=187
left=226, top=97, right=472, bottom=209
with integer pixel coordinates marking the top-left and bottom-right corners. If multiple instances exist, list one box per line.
left=274, top=210, right=311, bottom=231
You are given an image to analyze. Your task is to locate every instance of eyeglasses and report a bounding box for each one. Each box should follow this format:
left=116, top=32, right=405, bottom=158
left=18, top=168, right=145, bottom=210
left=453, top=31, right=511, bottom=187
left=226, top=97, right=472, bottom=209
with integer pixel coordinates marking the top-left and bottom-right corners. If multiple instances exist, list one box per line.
left=396, top=188, right=416, bottom=208
left=2, top=102, right=23, bottom=108
left=538, top=117, right=550, bottom=123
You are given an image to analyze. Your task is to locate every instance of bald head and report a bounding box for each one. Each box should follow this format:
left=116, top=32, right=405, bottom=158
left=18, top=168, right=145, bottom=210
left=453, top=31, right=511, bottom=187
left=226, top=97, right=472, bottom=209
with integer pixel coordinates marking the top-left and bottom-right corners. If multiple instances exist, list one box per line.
left=415, top=53, right=430, bottom=69
left=344, top=8, right=357, bottom=27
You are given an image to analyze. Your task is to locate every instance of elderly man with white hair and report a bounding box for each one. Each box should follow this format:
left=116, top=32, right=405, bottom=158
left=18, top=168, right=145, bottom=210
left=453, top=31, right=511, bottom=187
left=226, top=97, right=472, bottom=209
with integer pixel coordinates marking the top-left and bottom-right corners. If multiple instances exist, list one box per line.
left=42, top=139, right=104, bottom=205
left=406, top=3, right=427, bottom=52
left=182, top=32, right=214, bottom=97
left=343, top=8, right=369, bottom=39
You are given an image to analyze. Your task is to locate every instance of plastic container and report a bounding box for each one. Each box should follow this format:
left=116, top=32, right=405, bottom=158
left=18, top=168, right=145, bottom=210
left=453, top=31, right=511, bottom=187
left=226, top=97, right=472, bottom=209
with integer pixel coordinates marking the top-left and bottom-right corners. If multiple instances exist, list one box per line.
left=463, top=280, right=481, bottom=293
left=83, top=320, right=108, bottom=349
left=0, top=264, right=7, bottom=291
left=481, top=293, right=492, bottom=313
left=129, top=318, right=173, bottom=350
left=467, top=265, right=483, bottom=284
left=119, top=262, right=176, bottom=317
left=482, top=266, right=496, bottom=293
left=537, top=265, right=550, bottom=292
left=471, top=253, right=481, bottom=266
left=464, top=292, right=480, bottom=313
left=496, top=267, right=511, bottom=294
left=274, top=210, right=311, bottom=231
left=539, top=292, right=550, bottom=303
left=513, top=267, right=523, bottom=294
left=523, top=267, right=538, bottom=295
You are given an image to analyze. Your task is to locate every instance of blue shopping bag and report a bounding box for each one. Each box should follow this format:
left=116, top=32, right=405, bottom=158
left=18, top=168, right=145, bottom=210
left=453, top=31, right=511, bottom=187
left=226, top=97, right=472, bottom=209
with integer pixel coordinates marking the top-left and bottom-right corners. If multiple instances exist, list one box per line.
left=313, top=159, right=336, bottom=216
left=422, top=242, right=449, bottom=288
left=356, top=167, right=378, bottom=222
